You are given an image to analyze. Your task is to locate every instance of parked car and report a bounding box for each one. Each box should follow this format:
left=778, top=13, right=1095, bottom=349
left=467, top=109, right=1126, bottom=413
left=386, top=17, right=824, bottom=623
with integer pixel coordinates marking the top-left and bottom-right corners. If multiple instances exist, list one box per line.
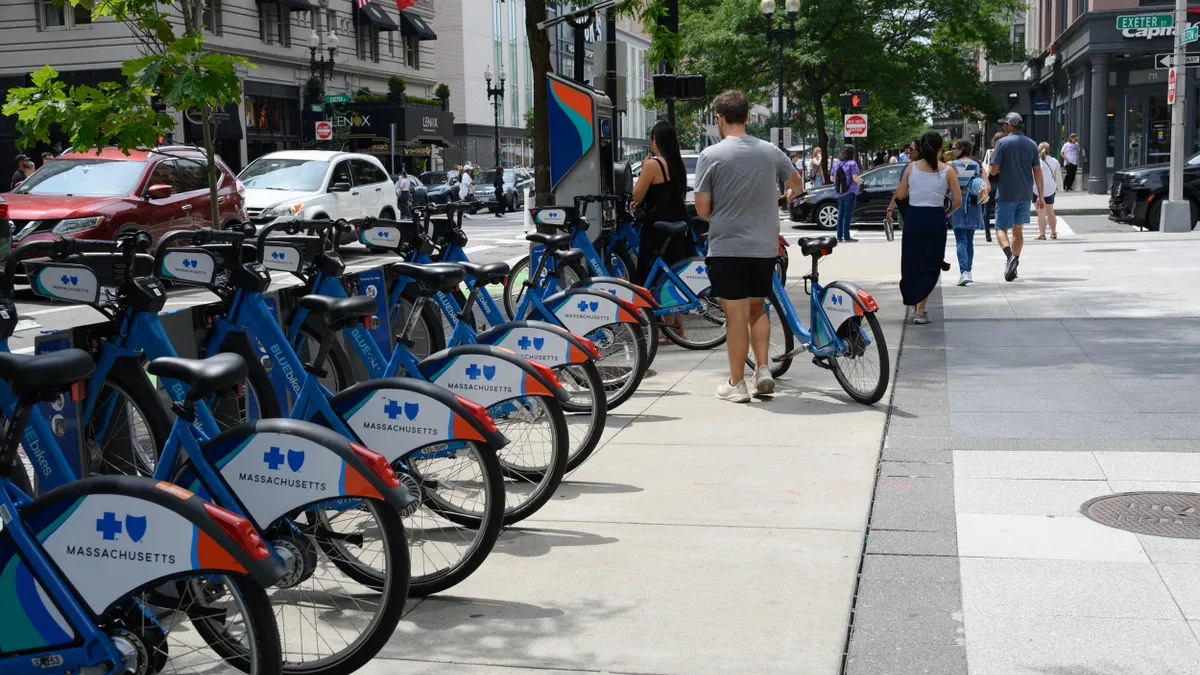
left=1109, top=152, right=1200, bottom=230
left=630, top=154, right=698, bottom=206
left=3, top=146, right=246, bottom=247
left=475, top=168, right=534, bottom=212
left=392, top=173, right=428, bottom=207
left=239, top=151, right=397, bottom=228
left=790, top=163, right=906, bottom=229
left=420, top=170, right=460, bottom=204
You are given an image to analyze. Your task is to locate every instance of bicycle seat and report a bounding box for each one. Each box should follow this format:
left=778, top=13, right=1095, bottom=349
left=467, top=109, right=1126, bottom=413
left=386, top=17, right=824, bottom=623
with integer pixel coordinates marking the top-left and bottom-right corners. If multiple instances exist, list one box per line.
left=458, top=261, right=510, bottom=285
left=0, top=349, right=94, bottom=399
left=525, top=232, right=572, bottom=249
left=147, top=353, right=247, bottom=402
left=391, top=262, right=466, bottom=293
left=546, top=248, right=584, bottom=264
left=653, top=220, right=689, bottom=236
left=797, top=235, right=838, bottom=257
left=298, top=294, right=378, bottom=324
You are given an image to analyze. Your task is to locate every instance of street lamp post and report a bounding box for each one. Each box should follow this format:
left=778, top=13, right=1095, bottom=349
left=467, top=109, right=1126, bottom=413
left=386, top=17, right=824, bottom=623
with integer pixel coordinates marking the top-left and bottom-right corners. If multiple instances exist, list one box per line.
left=761, top=0, right=799, bottom=154
left=485, top=65, right=507, bottom=171
left=308, top=30, right=339, bottom=81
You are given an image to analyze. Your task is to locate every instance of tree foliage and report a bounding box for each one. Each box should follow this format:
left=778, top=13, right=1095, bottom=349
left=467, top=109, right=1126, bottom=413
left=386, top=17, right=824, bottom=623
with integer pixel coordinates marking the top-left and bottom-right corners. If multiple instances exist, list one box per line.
left=4, top=0, right=253, bottom=226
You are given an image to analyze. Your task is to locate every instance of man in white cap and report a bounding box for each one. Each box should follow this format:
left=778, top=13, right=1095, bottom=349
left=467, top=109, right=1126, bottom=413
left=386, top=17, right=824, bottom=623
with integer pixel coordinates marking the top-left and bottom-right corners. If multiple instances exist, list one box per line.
left=988, top=112, right=1044, bottom=282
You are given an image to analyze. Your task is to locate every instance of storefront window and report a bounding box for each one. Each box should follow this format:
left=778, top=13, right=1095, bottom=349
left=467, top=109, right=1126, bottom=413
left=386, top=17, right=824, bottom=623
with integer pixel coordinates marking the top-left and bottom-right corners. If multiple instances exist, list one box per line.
left=244, top=96, right=298, bottom=138
left=1127, top=98, right=1144, bottom=168
left=1147, top=95, right=1171, bottom=164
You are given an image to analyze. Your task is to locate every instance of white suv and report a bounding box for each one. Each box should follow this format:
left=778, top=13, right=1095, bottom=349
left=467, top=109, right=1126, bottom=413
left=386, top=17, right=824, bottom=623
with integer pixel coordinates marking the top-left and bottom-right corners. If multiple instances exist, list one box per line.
left=239, top=151, right=397, bottom=227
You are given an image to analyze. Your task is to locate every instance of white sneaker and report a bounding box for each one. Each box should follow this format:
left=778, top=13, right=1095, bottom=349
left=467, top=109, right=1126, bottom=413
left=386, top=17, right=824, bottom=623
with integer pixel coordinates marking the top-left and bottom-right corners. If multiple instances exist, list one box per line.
left=751, top=365, right=775, bottom=396
left=716, top=378, right=751, bottom=403
left=957, top=273, right=969, bottom=286
left=965, top=271, right=973, bottom=284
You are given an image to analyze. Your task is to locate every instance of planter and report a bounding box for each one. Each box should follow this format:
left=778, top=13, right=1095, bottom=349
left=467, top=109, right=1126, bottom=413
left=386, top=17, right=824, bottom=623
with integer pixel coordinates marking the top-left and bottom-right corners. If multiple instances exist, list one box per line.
left=388, top=93, right=407, bottom=105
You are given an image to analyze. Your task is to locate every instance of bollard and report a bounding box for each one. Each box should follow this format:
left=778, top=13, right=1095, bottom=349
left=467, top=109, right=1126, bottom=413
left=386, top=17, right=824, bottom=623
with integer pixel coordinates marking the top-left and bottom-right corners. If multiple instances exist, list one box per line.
left=523, top=187, right=532, bottom=234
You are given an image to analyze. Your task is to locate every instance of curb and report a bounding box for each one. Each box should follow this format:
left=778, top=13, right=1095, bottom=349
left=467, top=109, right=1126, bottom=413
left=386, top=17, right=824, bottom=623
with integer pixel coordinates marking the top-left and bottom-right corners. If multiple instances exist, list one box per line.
left=1041, top=208, right=1110, bottom=216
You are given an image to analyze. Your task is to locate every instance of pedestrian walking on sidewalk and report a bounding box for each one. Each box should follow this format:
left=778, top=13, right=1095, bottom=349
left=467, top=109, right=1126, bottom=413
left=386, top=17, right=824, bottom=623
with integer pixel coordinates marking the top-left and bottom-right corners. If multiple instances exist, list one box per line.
left=989, top=113, right=1045, bottom=282
left=1036, top=142, right=1060, bottom=240
left=949, top=139, right=987, bottom=286
left=694, top=90, right=806, bottom=403
left=396, top=168, right=413, bottom=220
left=831, top=144, right=864, bottom=242
left=889, top=131, right=962, bottom=325
left=808, top=147, right=825, bottom=188
left=492, top=168, right=506, bottom=217
left=1060, top=133, right=1080, bottom=191
left=982, top=132, right=1006, bottom=239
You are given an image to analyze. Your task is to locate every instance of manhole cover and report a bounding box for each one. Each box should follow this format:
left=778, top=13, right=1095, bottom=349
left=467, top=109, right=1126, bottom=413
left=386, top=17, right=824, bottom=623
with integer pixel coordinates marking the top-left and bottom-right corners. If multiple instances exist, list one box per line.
left=1084, top=248, right=1138, bottom=253
left=1082, top=492, right=1200, bottom=539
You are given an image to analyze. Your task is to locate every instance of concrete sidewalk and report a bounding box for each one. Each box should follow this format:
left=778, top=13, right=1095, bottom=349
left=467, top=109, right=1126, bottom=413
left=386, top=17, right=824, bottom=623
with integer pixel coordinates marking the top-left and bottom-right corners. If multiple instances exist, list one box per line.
left=1042, top=189, right=1109, bottom=215
left=847, top=228, right=1200, bottom=674
left=360, top=240, right=906, bottom=674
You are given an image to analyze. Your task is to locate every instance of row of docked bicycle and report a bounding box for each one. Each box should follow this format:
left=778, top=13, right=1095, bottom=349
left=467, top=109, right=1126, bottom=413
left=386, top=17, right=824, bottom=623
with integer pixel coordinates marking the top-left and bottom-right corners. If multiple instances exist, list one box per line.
left=0, top=193, right=887, bottom=675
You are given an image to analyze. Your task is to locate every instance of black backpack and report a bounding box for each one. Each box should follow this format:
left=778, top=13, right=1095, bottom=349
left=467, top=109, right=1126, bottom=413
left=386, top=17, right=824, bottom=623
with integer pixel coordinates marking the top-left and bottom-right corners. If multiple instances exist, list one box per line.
left=835, top=162, right=849, bottom=193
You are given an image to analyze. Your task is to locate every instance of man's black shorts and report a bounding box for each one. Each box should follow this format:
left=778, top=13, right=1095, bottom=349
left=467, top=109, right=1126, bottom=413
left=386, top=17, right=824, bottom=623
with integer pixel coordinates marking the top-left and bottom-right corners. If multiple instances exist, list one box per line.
left=705, top=256, right=776, bottom=300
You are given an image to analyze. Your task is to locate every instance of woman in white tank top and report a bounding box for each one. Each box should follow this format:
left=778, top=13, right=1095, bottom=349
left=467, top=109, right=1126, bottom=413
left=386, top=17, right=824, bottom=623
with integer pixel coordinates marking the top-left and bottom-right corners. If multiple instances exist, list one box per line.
left=887, top=131, right=963, bottom=325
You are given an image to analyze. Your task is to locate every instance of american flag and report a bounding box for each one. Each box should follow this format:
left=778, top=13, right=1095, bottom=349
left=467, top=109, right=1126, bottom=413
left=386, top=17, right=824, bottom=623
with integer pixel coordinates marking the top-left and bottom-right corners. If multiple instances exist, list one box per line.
left=396, top=0, right=415, bottom=9
left=355, top=0, right=368, bottom=10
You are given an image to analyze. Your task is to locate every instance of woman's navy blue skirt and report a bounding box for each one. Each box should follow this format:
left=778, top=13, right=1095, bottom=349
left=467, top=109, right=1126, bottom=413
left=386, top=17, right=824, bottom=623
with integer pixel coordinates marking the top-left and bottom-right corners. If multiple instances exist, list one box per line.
left=900, top=205, right=948, bottom=306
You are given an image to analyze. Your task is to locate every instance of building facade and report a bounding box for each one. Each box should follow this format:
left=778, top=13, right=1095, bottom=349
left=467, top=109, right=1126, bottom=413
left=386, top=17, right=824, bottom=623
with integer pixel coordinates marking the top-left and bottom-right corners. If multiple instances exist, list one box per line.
left=0, top=0, right=440, bottom=174
left=986, top=0, right=1200, bottom=193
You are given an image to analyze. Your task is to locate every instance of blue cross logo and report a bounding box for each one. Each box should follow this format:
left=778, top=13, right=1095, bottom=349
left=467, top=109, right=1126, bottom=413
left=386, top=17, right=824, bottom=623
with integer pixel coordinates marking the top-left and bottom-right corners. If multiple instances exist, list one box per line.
left=384, top=399, right=404, bottom=419
left=96, top=512, right=123, bottom=540
left=830, top=294, right=844, bottom=305
left=182, top=258, right=199, bottom=269
left=384, top=398, right=419, bottom=421
left=378, top=230, right=390, bottom=238
left=695, top=265, right=706, bottom=275
left=577, top=300, right=589, bottom=312
left=263, top=446, right=286, bottom=470
left=465, top=363, right=483, bottom=380
left=60, top=275, right=78, bottom=286
left=271, top=251, right=285, bottom=260
left=518, top=336, right=532, bottom=350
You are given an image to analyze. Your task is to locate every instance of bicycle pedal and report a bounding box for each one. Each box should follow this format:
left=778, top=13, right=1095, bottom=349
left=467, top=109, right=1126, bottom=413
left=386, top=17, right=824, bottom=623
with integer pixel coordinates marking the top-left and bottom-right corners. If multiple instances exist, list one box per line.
left=812, top=356, right=833, bottom=370
left=772, top=344, right=810, bottom=363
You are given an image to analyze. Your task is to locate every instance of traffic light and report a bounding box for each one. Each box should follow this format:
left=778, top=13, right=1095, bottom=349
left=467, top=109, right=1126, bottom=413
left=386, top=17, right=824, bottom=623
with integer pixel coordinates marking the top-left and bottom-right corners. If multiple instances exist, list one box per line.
left=839, top=90, right=869, bottom=110
left=150, top=95, right=166, bottom=113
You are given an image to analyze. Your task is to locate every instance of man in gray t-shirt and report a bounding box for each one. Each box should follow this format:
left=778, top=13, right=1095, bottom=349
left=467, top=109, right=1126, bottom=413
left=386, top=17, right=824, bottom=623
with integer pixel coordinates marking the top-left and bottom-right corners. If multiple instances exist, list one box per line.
left=694, top=90, right=805, bottom=404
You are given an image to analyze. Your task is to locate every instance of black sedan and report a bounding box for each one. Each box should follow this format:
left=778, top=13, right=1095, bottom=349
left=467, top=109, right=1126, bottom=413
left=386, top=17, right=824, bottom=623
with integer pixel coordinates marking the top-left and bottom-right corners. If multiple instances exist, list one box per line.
left=790, top=163, right=906, bottom=229
left=420, top=170, right=460, bottom=204
left=1109, top=152, right=1200, bottom=230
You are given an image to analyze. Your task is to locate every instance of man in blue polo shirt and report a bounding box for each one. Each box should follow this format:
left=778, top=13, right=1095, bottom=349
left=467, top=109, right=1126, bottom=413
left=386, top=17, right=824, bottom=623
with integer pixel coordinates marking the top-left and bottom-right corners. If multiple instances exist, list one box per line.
left=989, top=112, right=1044, bottom=282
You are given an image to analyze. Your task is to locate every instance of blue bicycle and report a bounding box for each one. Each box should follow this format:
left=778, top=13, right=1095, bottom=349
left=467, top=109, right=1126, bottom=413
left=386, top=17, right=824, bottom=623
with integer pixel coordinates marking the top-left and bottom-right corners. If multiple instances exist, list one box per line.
left=5, top=232, right=418, bottom=674
left=755, top=235, right=890, bottom=404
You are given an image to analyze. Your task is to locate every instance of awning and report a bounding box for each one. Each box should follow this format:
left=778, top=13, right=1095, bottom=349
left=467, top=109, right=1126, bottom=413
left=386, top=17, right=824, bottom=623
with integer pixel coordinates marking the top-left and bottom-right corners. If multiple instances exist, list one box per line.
left=255, top=0, right=315, bottom=11
left=355, top=3, right=400, bottom=31
left=400, top=11, right=437, bottom=40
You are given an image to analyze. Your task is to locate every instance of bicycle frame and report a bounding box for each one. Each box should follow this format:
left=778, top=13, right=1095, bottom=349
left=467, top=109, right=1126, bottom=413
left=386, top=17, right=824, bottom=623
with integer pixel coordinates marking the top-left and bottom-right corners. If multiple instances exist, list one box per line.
left=769, top=273, right=849, bottom=358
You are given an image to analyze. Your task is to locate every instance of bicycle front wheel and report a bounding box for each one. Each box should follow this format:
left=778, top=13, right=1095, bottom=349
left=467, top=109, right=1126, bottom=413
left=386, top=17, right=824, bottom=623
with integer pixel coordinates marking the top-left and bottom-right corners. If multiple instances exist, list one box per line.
left=830, top=311, right=890, bottom=404
left=746, top=291, right=795, bottom=379
left=586, top=320, right=647, bottom=410
left=660, top=294, right=728, bottom=350
left=86, top=366, right=171, bottom=479
left=503, top=255, right=532, bottom=319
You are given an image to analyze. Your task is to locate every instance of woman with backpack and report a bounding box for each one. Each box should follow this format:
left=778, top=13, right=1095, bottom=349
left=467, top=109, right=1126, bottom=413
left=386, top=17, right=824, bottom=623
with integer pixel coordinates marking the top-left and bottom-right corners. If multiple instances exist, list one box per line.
left=949, top=139, right=988, bottom=286
left=887, top=131, right=963, bottom=325
left=1035, top=141, right=1060, bottom=240
left=830, top=144, right=865, bottom=242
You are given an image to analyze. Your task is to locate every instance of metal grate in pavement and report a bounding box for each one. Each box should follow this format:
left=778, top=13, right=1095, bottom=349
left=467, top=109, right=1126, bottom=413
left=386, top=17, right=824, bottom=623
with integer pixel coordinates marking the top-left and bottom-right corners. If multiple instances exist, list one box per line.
left=1082, top=492, right=1200, bottom=539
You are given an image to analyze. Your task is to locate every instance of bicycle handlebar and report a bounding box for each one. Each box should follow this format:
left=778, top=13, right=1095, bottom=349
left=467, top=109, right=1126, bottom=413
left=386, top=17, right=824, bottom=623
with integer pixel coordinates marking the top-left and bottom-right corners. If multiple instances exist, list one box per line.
left=153, top=224, right=256, bottom=274
left=255, top=218, right=351, bottom=253
left=3, top=230, right=151, bottom=298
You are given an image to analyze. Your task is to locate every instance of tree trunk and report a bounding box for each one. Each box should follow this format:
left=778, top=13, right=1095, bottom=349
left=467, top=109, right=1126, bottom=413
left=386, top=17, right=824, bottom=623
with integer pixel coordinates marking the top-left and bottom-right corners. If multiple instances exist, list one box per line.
left=201, top=105, right=221, bottom=227
left=810, top=87, right=830, bottom=182
left=524, top=0, right=553, bottom=207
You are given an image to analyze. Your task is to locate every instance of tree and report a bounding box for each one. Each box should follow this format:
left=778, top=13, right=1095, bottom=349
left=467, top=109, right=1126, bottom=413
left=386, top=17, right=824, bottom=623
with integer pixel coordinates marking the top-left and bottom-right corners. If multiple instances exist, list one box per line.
left=4, top=0, right=252, bottom=228
left=523, top=0, right=554, bottom=207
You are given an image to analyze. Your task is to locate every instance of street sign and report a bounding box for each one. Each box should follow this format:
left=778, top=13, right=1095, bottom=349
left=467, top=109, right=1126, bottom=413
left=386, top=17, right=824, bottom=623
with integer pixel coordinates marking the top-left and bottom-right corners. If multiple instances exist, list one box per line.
left=1033, top=97, right=1051, bottom=115
left=1156, top=53, right=1200, bottom=69
left=1168, top=67, right=1178, bottom=105
left=309, top=103, right=324, bottom=112
left=844, top=114, right=868, bottom=138
left=315, top=120, right=333, bottom=140
left=1186, top=26, right=1200, bottom=44
left=323, top=94, right=350, bottom=104
left=1116, top=13, right=1172, bottom=30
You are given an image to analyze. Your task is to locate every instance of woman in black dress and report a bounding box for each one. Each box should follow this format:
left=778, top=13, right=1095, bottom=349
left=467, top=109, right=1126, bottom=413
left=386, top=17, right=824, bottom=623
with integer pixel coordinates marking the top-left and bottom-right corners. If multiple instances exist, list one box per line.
left=631, top=121, right=691, bottom=341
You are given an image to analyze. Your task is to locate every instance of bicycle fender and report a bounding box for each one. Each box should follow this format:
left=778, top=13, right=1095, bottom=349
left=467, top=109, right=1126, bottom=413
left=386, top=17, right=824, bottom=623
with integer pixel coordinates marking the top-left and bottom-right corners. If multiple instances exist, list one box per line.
left=418, top=344, right=569, bottom=406
left=570, top=276, right=659, bottom=310
left=821, top=281, right=875, bottom=329
left=655, top=256, right=711, bottom=308
left=475, top=320, right=597, bottom=366
left=541, top=288, right=646, bottom=336
left=19, top=475, right=284, bottom=615
left=175, top=419, right=414, bottom=529
left=331, top=377, right=508, bottom=456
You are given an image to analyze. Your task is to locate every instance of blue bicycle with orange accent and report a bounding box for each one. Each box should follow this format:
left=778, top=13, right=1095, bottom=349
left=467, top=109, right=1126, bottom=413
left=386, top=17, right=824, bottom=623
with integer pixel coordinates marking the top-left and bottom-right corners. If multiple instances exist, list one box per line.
left=755, top=235, right=890, bottom=404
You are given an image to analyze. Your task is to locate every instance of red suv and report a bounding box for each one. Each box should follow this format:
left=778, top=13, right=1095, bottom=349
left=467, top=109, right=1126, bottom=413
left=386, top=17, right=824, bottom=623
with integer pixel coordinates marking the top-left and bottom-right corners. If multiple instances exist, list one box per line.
left=3, top=146, right=246, bottom=246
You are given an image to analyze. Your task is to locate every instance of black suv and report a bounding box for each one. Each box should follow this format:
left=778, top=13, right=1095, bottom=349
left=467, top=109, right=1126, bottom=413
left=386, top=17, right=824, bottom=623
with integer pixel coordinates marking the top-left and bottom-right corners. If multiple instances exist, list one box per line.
left=1109, top=152, right=1200, bottom=230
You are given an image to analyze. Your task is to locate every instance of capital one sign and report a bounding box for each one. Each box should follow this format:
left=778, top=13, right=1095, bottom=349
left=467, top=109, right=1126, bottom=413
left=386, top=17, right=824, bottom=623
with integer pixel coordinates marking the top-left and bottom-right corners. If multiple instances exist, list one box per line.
left=1123, top=21, right=1199, bottom=39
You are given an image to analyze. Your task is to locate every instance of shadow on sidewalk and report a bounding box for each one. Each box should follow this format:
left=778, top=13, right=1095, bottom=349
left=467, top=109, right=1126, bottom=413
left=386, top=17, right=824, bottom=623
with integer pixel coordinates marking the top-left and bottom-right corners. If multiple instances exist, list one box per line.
left=552, top=481, right=644, bottom=501
left=492, top=526, right=621, bottom=559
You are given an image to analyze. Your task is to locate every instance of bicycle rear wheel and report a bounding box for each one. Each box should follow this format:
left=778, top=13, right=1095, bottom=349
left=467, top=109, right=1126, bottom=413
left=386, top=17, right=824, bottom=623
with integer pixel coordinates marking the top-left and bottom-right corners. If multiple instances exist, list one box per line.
left=122, top=573, right=281, bottom=675
left=585, top=320, right=646, bottom=410
left=85, top=366, right=171, bottom=479
left=660, top=294, right=728, bottom=350
left=552, top=361, right=606, bottom=472
left=503, top=255, right=532, bottom=319
left=746, top=292, right=795, bottom=379
left=830, top=311, right=890, bottom=404
left=490, top=395, right=568, bottom=526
